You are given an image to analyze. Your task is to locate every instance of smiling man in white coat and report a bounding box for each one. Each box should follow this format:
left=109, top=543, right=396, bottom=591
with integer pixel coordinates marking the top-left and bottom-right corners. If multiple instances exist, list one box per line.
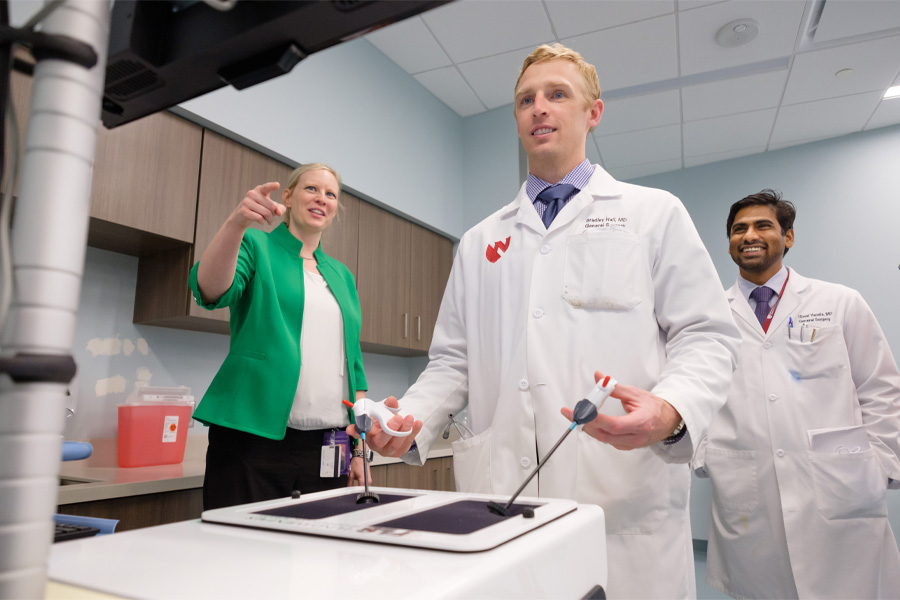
left=693, top=190, right=900, bottom=599
left=354, top=44, right=740, bottom=599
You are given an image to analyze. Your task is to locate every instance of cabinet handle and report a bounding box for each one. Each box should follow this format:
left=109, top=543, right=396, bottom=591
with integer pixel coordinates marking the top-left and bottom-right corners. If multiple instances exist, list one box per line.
left=416, top=316, right=422, bottom=341
left=403, top=313, right=408, bottom=339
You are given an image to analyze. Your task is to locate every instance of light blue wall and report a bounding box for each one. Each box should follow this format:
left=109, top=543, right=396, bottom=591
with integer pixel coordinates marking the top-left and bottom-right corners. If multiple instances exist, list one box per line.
left=179, top=38, right=466, bottom=239
left=462, top=105, right=522, bottom=228
left=66, top=248, right=418, bottom=440
left=633, top=124, right=900, bottom=358
left=630, top=124, right=900, bottom=543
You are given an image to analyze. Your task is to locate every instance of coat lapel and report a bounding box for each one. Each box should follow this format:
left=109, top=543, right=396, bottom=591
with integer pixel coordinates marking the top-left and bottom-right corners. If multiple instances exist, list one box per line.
left=727, top=283, right=763, bottom=339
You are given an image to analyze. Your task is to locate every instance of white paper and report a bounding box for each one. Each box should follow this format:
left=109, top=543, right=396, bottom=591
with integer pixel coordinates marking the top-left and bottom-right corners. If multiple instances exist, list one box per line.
left=807, top=425, right=870, bottom=454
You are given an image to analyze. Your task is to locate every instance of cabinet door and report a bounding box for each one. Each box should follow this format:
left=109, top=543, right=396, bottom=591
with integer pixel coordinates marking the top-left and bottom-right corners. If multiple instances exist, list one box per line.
left=357, top=202, right=411, bottom=351
left=133, top=130, right=292, bottom=333
left=321, top=190, right=360, bottom=279
left=188, top=131, right=293, bottom=324
left=408, top=225, right=453, bottom=352
left=91, top=112, right=202, bottom=248
left=4, top=63, right=200, bottom=255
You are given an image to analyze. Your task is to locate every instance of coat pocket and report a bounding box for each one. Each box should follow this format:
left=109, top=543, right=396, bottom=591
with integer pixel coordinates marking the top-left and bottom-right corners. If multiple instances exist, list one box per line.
left=808, top=447, right=887, bottom=519
left=562, top=231, right=642, bottom=311
left=705, top=447, right=759, bottom=513
left=784, top=324, right=846, bottom=380
left=451, top=427, right=492, bottom=494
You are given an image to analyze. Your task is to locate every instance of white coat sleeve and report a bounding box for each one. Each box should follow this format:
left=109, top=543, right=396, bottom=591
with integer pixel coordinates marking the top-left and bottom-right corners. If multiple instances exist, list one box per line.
left=843, top=290, right=900, bottom=488
left=397, top=245, right=470, bottom=466
left=647, top=197, right=740, bottom=464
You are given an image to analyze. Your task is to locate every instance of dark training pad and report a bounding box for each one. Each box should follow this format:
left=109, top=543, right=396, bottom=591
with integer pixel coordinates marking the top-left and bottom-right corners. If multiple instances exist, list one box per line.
left=373, top=500, right=540, bottom=535
left=254, top=493, right=412, bottom=520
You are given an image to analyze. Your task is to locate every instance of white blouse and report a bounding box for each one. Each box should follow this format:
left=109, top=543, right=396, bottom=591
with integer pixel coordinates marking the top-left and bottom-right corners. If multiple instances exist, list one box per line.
left=287, top=267, right=348, bottom=430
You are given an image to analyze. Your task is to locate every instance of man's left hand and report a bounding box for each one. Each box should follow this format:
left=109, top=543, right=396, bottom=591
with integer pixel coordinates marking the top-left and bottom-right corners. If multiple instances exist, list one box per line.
left=560, top=370, right=682, bottom=450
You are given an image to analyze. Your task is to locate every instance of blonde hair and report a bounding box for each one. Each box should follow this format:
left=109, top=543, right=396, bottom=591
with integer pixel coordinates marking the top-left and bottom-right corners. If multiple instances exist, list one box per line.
left=282, top=163, right=342, bottom=225
left=515, top=44, right=602, bottom=130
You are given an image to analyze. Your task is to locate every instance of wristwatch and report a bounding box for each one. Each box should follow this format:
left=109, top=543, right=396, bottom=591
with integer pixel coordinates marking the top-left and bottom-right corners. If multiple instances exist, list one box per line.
left=351, top=447, right=373, bottom=462
left=662, top=420, right=686, bottom=446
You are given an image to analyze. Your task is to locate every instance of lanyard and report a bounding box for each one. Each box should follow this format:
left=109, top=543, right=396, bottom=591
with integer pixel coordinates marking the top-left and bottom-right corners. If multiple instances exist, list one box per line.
left=761, top=268, right=790, bottom=333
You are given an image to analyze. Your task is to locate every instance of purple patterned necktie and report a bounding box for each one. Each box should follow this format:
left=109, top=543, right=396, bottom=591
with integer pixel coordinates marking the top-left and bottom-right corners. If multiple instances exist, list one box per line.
left=536, top=183, right=577, bottom=228
left=750, top=286, right=775, bottom=327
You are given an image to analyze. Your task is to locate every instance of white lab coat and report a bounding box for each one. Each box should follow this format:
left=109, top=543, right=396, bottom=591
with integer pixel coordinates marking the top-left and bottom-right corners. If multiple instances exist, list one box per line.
left=694, top=270, right=900, bottom=599
left=402, top=165, right=739, bottom=599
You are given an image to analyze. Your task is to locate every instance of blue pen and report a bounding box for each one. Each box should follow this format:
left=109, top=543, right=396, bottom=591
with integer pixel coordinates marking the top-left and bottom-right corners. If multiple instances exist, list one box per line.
left=788, top=317, right=793, bottom=339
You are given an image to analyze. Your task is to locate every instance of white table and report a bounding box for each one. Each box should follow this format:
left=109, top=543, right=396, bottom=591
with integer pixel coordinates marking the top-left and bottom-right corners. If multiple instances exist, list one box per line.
left=49, top=488, right=607, bottom=599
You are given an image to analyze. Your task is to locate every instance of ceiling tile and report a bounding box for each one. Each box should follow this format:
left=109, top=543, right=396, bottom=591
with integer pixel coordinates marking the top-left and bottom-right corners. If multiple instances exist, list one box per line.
left=683, top=109, right=776, bottom=157
left=458, top=49, right=532, bottom=110
left=422, top=0, right=554, bottom=64
left=770, top=91, right=883, bottom=145
left=595, top=124, right=682, bottom=168
left=414, top=67, right=485, bottom=117
left=678, top=1, right=806, bottom=76
left=866, top=98, right=900, bottom=130
left=768, top=137, right=832, bottom=152
left=594, top=89, right=681, bottom=136
left=814, top=0, right=900, bottom=44
left=782, top=35, right=900, bottom=105
left=609, top=159, right=683, bottom=181
left=545, top=0, right=674, bottom=40
left=684, top=146, right=766, bottom=168
left=563, top=15, right=679, bottom=92
left=682, top=69, right=787, bottom=122
left=365, top=17, right=451, bottom=75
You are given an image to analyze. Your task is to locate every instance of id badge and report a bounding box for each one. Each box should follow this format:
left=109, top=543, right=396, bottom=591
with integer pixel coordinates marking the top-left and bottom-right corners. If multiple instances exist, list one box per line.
left=320, top=431, right=348, bottom=477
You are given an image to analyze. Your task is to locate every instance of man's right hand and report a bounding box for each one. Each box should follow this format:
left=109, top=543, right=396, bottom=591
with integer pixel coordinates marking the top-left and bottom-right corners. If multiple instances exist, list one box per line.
left=346, top=396, right=423, bottom=458
left=228, top=182, right=285, bottom=229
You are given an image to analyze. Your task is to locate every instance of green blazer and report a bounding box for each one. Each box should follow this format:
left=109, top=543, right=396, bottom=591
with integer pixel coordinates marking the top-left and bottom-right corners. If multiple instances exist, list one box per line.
left=188, top=223, right=367, bottom=440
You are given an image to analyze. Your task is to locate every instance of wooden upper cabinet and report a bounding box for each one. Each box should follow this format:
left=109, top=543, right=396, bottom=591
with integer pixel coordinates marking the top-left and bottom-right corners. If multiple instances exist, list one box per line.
left=409, top=226, right=453, bottom=352
left=358, top=202, right=411, bottom=351
left=134, top=130, right=293, bottom=333
left=90, top=112, right=202, bottom=253
left=357, top=202, right=453, bottom=356
left=321, top=190, right=360, bottom=279
left=187, top=131, right=294, bottom=325
left=4, top=63, right=201, bottom=255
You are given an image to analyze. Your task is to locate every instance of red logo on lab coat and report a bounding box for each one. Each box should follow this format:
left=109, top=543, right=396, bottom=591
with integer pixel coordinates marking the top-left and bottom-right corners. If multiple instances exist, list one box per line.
left=486, top=237, right=511, bottom=263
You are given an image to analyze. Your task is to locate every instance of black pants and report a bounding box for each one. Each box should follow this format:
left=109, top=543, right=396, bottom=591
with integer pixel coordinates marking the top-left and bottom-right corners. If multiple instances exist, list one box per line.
left=203, top=424, right=348, bottom=510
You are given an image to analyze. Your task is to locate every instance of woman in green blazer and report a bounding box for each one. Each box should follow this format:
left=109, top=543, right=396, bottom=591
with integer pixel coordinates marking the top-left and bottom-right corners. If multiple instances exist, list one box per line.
left=189, top=163, right=368, bottom=510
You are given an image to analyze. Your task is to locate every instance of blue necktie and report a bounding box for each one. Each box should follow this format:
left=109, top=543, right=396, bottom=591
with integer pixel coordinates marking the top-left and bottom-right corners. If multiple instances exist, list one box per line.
left=750, top=286, right=775, bottom=327
left=536, top=183, right=577, bottom=228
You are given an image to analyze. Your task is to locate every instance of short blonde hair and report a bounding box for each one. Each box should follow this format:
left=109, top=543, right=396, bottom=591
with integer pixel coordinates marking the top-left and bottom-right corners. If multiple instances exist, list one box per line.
left=282, top=163, right=342, bottom=225
left=515, top=43, right=601, bottom=111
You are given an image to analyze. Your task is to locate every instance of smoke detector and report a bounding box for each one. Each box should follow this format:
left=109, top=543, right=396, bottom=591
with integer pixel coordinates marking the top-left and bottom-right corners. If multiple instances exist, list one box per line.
left=716, top=18, right=760, bottom=48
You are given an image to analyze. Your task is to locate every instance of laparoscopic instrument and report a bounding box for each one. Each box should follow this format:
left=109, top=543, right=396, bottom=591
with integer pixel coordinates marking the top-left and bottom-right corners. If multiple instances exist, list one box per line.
left=343, top=397, right=412, bottom=504
left=487, top=375, right=618, bottom=516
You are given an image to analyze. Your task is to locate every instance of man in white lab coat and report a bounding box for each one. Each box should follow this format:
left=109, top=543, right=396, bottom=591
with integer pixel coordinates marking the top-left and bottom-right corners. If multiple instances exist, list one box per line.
left=355, top=44, right=740, bottom=599
left=694, top=190, right=900, bottom=599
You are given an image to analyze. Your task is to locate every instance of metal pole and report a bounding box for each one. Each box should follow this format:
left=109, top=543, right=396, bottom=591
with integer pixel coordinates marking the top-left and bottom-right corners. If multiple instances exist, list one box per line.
left=0, top=2, right=109, bottom=597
